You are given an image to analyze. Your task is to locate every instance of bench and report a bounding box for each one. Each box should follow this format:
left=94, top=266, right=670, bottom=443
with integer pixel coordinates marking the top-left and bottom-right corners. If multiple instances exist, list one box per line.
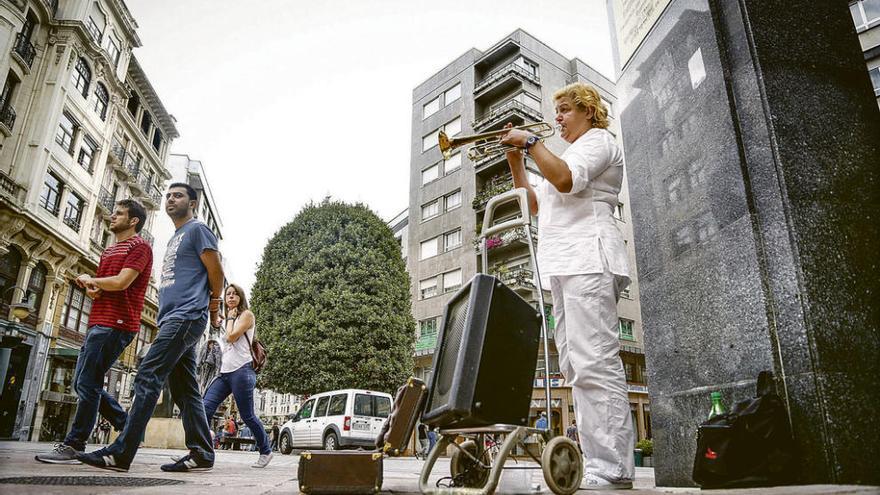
left=220, top=436, right=256, bottom=451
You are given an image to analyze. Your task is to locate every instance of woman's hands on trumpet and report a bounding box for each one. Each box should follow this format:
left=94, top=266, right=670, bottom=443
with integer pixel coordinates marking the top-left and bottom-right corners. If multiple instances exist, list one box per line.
left=499, top=122, right=535, bottom=150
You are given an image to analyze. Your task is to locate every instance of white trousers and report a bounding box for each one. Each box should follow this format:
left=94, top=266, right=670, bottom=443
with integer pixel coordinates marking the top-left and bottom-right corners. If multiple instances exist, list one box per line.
left=550, top=271, right=635, bottom=482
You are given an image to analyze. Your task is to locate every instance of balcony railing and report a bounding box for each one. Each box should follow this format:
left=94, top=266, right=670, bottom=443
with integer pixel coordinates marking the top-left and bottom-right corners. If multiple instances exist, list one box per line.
left=143, top=185, right=162, bottom=209
left=108, top=140, right=125, bottom=165
left=63, top=215, right=82, bottom=232
left=124, top=157, right=141, bottom=187
left=498, top=267, right=536, bottom=291
left=474, top=225, right=538, bottom=253
left=13, top=33, right=36, bottom=68
left=98, top=187, right=115, bottom=214
left=0, top=103, right=16, bottom=133
left=474, top=62, right=541, bottom=95
left=472, top=99, right=542, bottom=132
left=0, top=169, right=25, bottom=204
left=473, top=174, right=513, bottom=210
left=140, top=229, right=154, bottom=246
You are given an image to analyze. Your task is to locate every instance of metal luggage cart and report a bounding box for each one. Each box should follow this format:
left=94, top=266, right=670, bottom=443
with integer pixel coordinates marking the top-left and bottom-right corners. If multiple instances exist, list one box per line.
left=419, top=188, right=582, bottom=495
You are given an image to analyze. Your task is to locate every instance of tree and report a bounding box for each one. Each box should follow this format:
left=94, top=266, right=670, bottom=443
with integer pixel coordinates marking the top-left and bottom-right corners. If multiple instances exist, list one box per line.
left=251, top=199, right=415, bottom=395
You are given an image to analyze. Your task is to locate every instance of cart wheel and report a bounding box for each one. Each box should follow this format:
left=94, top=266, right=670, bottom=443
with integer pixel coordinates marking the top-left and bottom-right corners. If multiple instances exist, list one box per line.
left=450, top=440, right=489, bottom=488
left=541, top=437, right=582, bottom=495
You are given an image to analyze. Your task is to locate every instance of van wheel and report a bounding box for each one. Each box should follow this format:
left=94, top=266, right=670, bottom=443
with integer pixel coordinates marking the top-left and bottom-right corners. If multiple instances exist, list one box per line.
left=323, top=432, right=339, bottom=451
left=280, top=432, right=293, bottom=455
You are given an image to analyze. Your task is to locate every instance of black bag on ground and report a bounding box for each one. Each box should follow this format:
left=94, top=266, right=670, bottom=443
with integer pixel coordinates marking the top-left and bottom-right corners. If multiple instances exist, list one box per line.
left=692, top=371, right=796, bottom=489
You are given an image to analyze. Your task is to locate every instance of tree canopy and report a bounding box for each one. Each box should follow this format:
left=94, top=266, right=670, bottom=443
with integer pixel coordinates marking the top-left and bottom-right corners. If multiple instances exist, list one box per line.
left=251, top=199, right=415, bottom=395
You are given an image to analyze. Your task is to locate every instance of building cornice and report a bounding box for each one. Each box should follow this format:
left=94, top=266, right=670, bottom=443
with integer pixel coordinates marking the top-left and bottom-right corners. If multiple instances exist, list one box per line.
left=127, top=56, right=179, bottom=139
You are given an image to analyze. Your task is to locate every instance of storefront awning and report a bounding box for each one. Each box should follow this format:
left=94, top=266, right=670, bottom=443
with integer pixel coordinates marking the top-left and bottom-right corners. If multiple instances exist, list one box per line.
left=49, top=347, right=80, bottom=358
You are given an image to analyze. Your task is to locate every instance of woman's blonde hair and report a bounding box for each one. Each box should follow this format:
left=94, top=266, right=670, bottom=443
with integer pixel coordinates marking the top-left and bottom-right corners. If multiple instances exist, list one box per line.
left=553, top=82, right=610, bottom=129
left=225, top=283, right=249, bottom=313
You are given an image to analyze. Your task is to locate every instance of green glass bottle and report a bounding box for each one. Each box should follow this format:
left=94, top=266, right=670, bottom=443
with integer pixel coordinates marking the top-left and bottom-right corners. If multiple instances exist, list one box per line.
left=708, top=392, right=726, bottom=419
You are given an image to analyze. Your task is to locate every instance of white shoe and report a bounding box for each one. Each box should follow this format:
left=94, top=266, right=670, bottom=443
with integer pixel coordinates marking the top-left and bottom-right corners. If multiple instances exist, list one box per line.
left=252, top=452, right=273, bottom=468
left=580, top=472, right=633, bottom=490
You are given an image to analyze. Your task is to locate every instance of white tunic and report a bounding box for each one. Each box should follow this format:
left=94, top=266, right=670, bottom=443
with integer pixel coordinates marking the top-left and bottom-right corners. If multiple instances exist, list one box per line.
left=535, top=128, right=631, bottom=289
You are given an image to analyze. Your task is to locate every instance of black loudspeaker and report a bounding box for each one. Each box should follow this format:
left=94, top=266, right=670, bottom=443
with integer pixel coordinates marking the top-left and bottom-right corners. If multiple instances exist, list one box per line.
left=422, top=274, right=542, bottom=428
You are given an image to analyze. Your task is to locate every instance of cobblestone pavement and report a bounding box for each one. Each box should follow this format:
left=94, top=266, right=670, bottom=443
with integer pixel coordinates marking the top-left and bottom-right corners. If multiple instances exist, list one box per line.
left=0, top=442, right=876, bottom=494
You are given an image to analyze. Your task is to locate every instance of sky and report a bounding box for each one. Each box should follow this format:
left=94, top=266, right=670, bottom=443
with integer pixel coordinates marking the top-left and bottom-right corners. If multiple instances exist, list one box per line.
left=125, top=0, right=617, bottom=290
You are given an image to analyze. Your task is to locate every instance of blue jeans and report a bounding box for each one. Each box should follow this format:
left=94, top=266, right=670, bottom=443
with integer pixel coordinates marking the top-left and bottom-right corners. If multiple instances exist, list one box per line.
left=106, top=317, right=214, bottom=464
left=64, top=325, right=134, bottom=451
left=203, top=362, right=270, bottom=455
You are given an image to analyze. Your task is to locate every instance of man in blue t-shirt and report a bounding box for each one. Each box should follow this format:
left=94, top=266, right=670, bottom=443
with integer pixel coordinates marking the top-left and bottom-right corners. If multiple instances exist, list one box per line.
left=79, top=183, right=224, bottom=473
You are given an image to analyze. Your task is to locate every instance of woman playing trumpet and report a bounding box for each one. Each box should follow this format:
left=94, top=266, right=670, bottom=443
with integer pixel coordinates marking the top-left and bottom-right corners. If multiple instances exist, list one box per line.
left=500, top=82, right=634, bottom=491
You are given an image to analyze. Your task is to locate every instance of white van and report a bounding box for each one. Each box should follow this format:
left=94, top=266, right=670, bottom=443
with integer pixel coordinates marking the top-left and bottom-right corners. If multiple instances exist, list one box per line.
left=278, top=389, right=393, bottom=453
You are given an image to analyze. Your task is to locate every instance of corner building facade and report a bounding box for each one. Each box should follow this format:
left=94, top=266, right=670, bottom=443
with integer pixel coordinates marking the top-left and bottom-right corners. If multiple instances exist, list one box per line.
left=407, top=30, right=652, bottom=444
left=0, top=0, right=177, bottom=441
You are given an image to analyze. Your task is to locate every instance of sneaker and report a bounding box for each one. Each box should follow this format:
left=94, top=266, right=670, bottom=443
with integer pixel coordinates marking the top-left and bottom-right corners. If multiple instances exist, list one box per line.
left=35, top=444, right=82, bottom=464
left=160, top=454, right=213, bottom=472
left=580, top=472, right=633, bottom=491
left=76, top=449, right=130, bottom=472
left=252, top=452, right=273, bottom=468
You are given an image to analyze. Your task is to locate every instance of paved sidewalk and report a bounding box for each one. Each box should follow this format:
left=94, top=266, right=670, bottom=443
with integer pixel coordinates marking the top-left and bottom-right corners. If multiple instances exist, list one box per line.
left=0, top=442, right=876, bottom=494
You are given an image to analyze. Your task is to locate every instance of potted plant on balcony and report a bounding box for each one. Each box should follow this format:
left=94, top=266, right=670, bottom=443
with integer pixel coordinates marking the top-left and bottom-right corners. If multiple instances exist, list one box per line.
left=636, top=438, right=653, bottom=467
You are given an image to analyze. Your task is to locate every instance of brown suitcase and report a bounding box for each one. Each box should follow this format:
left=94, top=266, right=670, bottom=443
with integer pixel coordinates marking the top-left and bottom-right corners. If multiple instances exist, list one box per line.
left=298, top=450, right=383, bottom=495
left=298, top=378, right=428, bottom=494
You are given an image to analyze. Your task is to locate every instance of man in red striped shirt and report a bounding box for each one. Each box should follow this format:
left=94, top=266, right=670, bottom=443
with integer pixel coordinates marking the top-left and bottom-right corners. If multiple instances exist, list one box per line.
left=36, top=199, right=152, bottom=464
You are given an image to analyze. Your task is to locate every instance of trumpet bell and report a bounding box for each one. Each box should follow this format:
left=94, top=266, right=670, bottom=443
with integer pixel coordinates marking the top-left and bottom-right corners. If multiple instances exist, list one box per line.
left=438, top=131, right=453, bottom=160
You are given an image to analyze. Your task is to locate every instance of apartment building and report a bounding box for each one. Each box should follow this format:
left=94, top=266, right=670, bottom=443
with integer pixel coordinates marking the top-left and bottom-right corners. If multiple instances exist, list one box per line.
left=407, top=29, right=651, bottom=441
left=849, top=0, right=880, bottom=106
left=0, top=0, right=177, bottom=441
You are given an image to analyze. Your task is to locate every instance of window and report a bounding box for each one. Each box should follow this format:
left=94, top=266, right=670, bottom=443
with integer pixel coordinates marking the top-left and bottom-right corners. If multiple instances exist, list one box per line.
left=140, top=111, right=152, bottom=137
left=85, top=16, right=103, bottom=41
left=420, top=236, right=439, bottom=259
left=105, top=34, right=121, bottom=67
left=443, top=269, right=462, bottom=293
left=419, top=277, right=438, bottom=299
left=870, top=67, right=880, bottom=96
left=77, top=135, right=98, bottom=173
left=421, top=199, right=440, bottom=221
left=444, top=83, right=461, bottom=105
left=354, top=394, right=372, bottom=416
left=419, top=317, right=438, bottom=337
left=624, top=362, right=634, bottom=381
left=72, top=58, right=91, bottom=97
left=515, top=56, right=538, bottom=76
left=152, top=129, right=163, bottom=152
left=421, top=163, right=439, bottom=185
left=601, top=97, right=614, bottom=118
left=56, top=111, right=77, bottom=154
left=93, top=83, right=109, bottom=120
left=614, top=202, right=625, bottom=221
left=314, top=396, right=330, bottom=417
left=422, top=130, right=439, bottom=152
left=619, top=318, right=635, bottom=340
left=39, top=173, right=62, bottom=215
left=423, top=95, right=440, bottom=119
left=444, top=116, right=461, bottom=137
left=445, top=190, right=461, bottom=211
left=851, top=0, right=880, bottom=30
left=24, top=263, right=47, bottom=317
left=515, top=91, right=542, bottom=111
left=327, top=394, right=346, bottom=416
left=63, top=191, right=84, bottom=231
left=127, top=89, right=139, bottom=117
left=444, top=152, right=461, bottom=174
left=374, top=396, right=391, bottom=418
left=298, top=399, right=315, bottom=419
left=443, top=229, right=461, bottom=251
left=62, top=283, right=92, bottom=333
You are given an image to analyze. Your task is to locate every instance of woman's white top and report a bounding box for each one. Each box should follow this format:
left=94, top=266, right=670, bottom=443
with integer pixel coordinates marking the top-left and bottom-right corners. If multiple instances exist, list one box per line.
left=535, top=128, right=631, bottom=288
left=220, top=314, right=254, bottom=373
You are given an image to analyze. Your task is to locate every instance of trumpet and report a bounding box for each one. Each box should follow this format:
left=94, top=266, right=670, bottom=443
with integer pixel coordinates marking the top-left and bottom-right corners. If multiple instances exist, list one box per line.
left=438, top=122, right=557, bottom=161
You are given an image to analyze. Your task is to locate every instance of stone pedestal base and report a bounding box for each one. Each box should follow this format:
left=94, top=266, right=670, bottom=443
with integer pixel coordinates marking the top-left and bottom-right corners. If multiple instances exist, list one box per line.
left=142, top=418, right=186, bottom=449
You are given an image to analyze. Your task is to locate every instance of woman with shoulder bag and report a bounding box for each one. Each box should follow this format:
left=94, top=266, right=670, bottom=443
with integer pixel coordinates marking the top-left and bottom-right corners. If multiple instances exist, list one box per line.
left=201, top=284, right=273, bottom=468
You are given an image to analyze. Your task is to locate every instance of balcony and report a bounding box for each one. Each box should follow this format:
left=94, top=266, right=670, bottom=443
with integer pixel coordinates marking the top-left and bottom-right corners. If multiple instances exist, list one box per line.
left=97, top=187, right=115, bottom=216
left=474, top=225, right=538, bottom=254
left=497, top=267, right=536, bottom=292
left=472, top=174, right=513, bottom=210
left=124, top=157, right=141, bottom=190
left=0, top=102, right=16, bottom=135
left=108, top=140, right=125, bottom=165
left=0, top=169, right=25, bottom=205
left=12, top=33, right=36, bottom=69
left=142, top=185, right=162, bottom=209
left=140, top=229, right=154, bottom=246
left=472, top=99, right=542, bottom=133
left=414, top=332, right=437, bottom=357
left=474, top=61, right=540, bottom=96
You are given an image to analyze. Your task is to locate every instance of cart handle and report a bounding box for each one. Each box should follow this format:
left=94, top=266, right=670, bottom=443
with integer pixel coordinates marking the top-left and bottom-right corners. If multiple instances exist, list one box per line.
left=480, top=188, right=532, bottom=240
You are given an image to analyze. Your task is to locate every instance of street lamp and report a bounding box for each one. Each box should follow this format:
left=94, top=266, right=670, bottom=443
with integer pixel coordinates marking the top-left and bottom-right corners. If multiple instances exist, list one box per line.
left=2, top=286, right=34, bottom=321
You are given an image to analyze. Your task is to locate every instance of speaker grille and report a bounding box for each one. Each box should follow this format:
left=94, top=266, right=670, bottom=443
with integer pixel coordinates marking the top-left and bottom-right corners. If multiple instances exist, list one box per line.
left=432, top=291, right=470, bottom=410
